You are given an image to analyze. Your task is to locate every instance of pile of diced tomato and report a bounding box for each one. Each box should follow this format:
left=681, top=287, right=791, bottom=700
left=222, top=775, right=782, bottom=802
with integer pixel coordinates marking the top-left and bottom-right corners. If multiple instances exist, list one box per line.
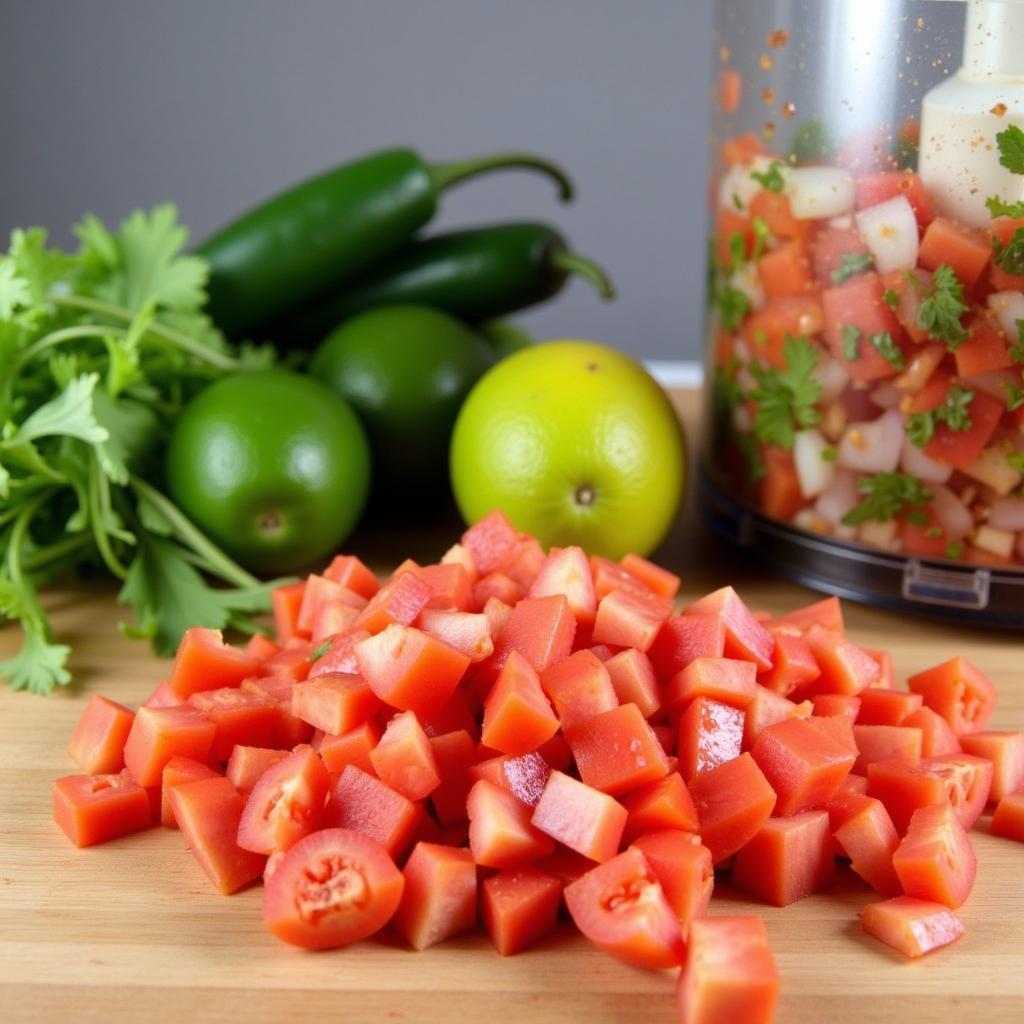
left=54, top=509, right=1024, bottom=1023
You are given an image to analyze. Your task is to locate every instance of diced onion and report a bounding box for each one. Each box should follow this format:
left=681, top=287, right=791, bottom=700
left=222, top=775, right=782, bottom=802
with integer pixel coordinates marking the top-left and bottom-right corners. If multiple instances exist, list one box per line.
left=785, top=167, right=856, bottom=220
left=859, top=518, right=899, bottom=551
left=963, top=446, right=1022, bottom=497
left=987, top=291, right=1024, bottom=341
left=901, top=435, right=953, bottom=483
left=717, top=162, right=764, bottom=212
left=837, top=409, right=904, bottom=473
left=812, top=352, right=850, bottom=405
left=869, top=382, right=903, bottom=409
left=972, top=524, right=1015, bottom=559
left=854, top=196, right=920, bottom=273
left=814, top=469, right=860, bottom=527
left=931, top=485, right=973, bottom=541
left=793, top=428, right=836, bottom=499
left=989, top=496, right=1024, bottom=532
left=730, top=263, right=766, bottom=314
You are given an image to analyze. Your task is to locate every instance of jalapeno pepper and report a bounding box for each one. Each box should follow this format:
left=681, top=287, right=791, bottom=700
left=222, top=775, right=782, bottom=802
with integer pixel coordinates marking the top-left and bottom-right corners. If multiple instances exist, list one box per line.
left=199, top=150, right=574, bottom=337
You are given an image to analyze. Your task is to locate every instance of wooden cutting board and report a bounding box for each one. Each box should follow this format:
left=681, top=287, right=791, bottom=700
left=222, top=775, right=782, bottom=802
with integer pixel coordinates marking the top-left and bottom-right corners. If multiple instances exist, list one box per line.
left=1, top=390, right=1022, bottom=1024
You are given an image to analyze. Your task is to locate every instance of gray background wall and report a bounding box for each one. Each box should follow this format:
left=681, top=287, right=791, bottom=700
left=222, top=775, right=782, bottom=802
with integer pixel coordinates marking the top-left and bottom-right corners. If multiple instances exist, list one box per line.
left=0, top=0, right=713, bottom=360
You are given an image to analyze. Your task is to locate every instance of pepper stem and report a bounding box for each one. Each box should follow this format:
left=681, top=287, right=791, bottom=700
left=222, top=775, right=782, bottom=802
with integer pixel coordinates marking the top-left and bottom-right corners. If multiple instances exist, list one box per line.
left=430, top=152, right=574, bottom=201
left=549, top=248, right=617, bottom=300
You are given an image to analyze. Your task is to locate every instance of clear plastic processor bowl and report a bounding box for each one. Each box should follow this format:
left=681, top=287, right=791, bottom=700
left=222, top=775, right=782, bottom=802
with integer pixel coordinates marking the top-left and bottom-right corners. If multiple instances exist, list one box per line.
left=700, top=0, right=1024, bottom=626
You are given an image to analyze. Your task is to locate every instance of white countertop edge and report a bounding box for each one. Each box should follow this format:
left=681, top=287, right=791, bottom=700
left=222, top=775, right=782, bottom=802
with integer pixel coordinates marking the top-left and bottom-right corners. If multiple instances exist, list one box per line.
left=644, top=360, right=703, bottom=389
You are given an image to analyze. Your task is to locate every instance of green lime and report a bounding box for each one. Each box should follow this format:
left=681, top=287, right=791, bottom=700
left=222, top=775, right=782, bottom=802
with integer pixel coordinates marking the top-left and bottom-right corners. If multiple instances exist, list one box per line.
left=165, top=369, right=371, bottom=574
left=310, top=305, right=494, bottom=512
left=449, top=340, right=685, bottom=558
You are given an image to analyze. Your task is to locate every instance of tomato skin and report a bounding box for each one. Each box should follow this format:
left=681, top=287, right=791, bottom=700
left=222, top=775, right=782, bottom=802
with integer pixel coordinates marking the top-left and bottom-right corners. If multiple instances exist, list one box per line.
left=677, top=917, right=779, bottom=1024
left=393, top=842, right=477, bottom=950
left=263, top=828, right=404, bottom=949
left=123, top=705, right=216, bottom=788
left=167, top=627, right=261, bottom=700
left=161, top=755, right=219, bottom=828
left=906, top=657, right=998, bottom=736
left=236, top=745, right=330, bottom=855
left=52, top=771, right=153, bottom=848
left=892, top=801, right=976, bottom=908
left=565, top=847, right=685, bottom=969
left=67, top=695, right=135, bottom=775
left=482, top=867, right=563, bottom=955
left=325, top=765, right=423, bottom=861
left=531, top=770, right=628, bottom=862
left=861, top=897, right=964, bottom=958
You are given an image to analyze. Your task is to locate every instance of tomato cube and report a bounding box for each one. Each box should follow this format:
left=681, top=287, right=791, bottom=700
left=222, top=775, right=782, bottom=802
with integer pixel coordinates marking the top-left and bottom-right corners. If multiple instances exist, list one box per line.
left=307, top=630, right=369, bottom=679
left=893, top=801, right=976, bottom=908
left=799, top=627, right=881, bottom=696
left=291, top=673, right=381, bottom=736
left=907, top=657, right=998, bottom=736
left=354, top=624, right=469, bottom=720
left=683, top=587, right=774, bottom=671
left=324, top=765, right=422, bottom=861
left=566, top=703, right=670, bottom=796
left=856, top=688, right=923, bottom=726
left=853, top=724, right=923, bottom=775
left=806, top=713, right=858, bottom=756
left=918, top=217, right=991, bottom=288
left=677, top=697, right=745, bottom=781
left=161, top=755, right=219, bottom=828
left=318, top=721, right=380, bottom=775
left=426, top=730, right=477, bottom=824
left=492, top=595, right=576, bottom=676
left=261, top=643, right=315, bottom=682
left=418, top=609, right=494, bottom=663
left=604, top=648, right=660, bottom=719
left=296, top=574, right=367, bottom=636
left=991, top=790, right=1024, bottom=842
left=959, top=731, right=1024, bottom=802
left=271, top=581, right=307, bottom=643
left=667, top=657, right=757, bottom=711
left=482, top=651, right=560, bottom=755
left=168, top=776, right=266, bottom=894
left=862, top=897, right=964, bottom=958
left=619, top=552, right=680, bottom=599
left=812, top=694, right=861, bottom=721
left=482, top=868, right=563, bottom=955
left=827, top=791, right=901, bottom=897
left=732, top=810, right=835, bottom=906
left=632, top=830, right=713, bottom=932
left=688, top=752, right=777, bottom=863
left=225, top=745, right=288, bottom=797
left=67, top=695, right=135, bottom=775
left=771, top=596, right=845, bottom=635
left=473, top=572, right=524, bottom=608
left=143, top=680, right=182, bottom=708
left=620, top=772, right=699, bottom=844
left=592, top=588, right=672, bottom=653
left=187, top=686, right=279, bottom=762
left=540, top=649, right=618, bottom=730
left=677, top=917, right=779, bottom=1024
left=166, top=627, right=261, bottom=700
left=370, top=711, right=441, bottom=801
left=461, top=509, right=522, bottom=576
left=529, top=546, right=598, bottom=625
left=856, top=171, right=934, bottom=228
left=902, top=707, right=962, bottom=757
left=356, top=570, right=433, bottom=634
left=123, top=705, right=215, bottom=788
left=416, top=562, right=475, bottom=612
left=758, top=633, right=820, bottom=696
left=531, top=770, right=627, bottom=862
left=393, top=842, right=477, bottom=950
left=467, top=779, right=555, bottom=868
left=245, top=633, right=280, bottom=661
left=743, top=686, right=807, bottom=749
left=310, top=602, right=361, bottom=642
left=751, top=716, right=855, bottom=816
left=52, top=771, right=153, bottom=847
left=649, top=614, right=726, bottom=679
left=471, top=751, right=551, bottom=808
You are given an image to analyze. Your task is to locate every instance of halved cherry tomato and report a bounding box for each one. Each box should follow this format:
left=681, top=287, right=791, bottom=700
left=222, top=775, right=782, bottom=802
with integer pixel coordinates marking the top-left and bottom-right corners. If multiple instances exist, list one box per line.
left=161, top=755, right=218, bottom=828
left=531, top=770, right=627, bottom=862
left=632, top=830, right=713, bottom=932
left=225, top=745, right=288, bottom=797
left=370, top=711, right=441, bottom=801
left=677, top=916, right=779, bottom=1024
left=123, top=705, right=216, bottom=787
left=263, top=827, right=404, bottom=949
left=827, top=791, right=901, bottom=897
left=52, top=771, right=152, bottom=847
left=892, top=801, right=976, bottom=908
left=481, top=650, right=560, bottom=755
left=393, top=842, right=477, bottom=950
left=907, top=657, right=998, bottom=736
left=237, top=745, right=330, bottom=854
left=325, top=765, right=422, bottom=860
left=731, top=809, right=835, bottom=907
left=861, top=896, right=964, bottom=958
left=467, top=779, right=554, bottom=868
left=167, top=627, right=261, bottom=699
left=958, top=731, right=1024, bottom=802
left=481, top=868, right=563, bottom=955
left=564, top=847, right=684, bottom=969
left=67, top=695, right=135, bottom=775
left=621, top=772, right=699, bottom=844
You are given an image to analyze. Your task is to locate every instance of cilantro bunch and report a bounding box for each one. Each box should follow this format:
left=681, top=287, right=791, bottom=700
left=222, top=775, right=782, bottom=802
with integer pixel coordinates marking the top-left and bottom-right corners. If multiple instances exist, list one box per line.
left=0, top=206, right=280, bottom=694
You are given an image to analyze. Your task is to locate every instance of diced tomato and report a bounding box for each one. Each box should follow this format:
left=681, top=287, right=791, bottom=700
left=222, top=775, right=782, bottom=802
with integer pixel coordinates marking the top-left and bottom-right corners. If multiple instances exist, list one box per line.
left=492, top=595, right=577, bottom=676
left=369, top=711, right=440, bottom=801
left=481, top=651, right=560, bottom=755
left=318, top=721, right=380, bottom=775
left=461, top=509, right=521, bottom=576
left=604, top=648, right=660, bottom=719
left=531, top=770, right=627, bottom=862
left=565, top=847, right=684, bottom=969
left=355, top=624, right=469, bottom=720
left=310, top=602, right=361, bottom=642
left=261, top=643, right=316, bottom=682
left=291, top=673, right=380, bottom=736
left=918, top=217, right=991, bottom=289
left=415, top=562, right=475, bottom=612
left=481, top=868, right=563, bottom=955
left=772, top=596, right=845, bottom=635
left=959, top=731, right=1024, bottom=802
left=474, top=572, right=524, bottom=607
left=393, top=842, right=477, bottom=950
left=187, top=686, right=279, bottom=762
left=759, top=239, right=815, bottom=299
left=649, top=614, right=727, bottom=679
left=592, top=588, right=672, bottom=653
left=684, top=587, right=774, bottom=671
left=907, top=656, right=998, bottom=735
left=853, top=724, right=923, bottom=774
left=590, top=555, right=656, bottom=601
left=620, top=552, right=680, bottom=599
left=422, top=688, right=479, bottom=738
left=715, top=207, right=755, bottom=268
left=632, top=831, right=712, bottom=930
left=418, top=609, right=494, bottom=663
left=323, top=554, right=380, bottom=599
left=677, top=697, right=745, bottom=781
left=822, top=274, right=909, bottom=381
left=225, top=745, right=288, bottom=797
left=688, top=752, right=776, bottom=863
left=856, top=171, right=934, bottom=228
left=807, top=713, right=858, bottom=756
left=161, top=755, right=218, bottom=828
left=667, top=657, right=757, bottom=711
left=356, top=571, right=434, bottom=634
left=857, top=688, right=923, bottom=726
left=744, top=293, right=825, bottom=368
left=810, top=226, right=871, bottom=288
left=122, top=705, right=215, bottom=787
left=420, top=730, right=475, bottom=824
left=67, top=695, right=135, bottom=775
left=272, top=581, right=307, bottom=643
left=955, top=311, right=1012, bottom=377
left=566, top=703, right=670, bottom=796
left=721, top=132, right=776, bottom=167
left=467, top=779, right=554, bottom=868
left=732, top=809, right=835, bottom=907
left=756, top=445, right=805, bottom=521
left=743, top=686, right=807, bottom=749
left=749, top=189, right=808, bottom=242
left=325, top=764, right=422, bottom=861
left=621, top=773, right=699, bottom=843
left=677, top=917, right=779, bottom=1024
left=240, top=676, right=314, bottom=749
left=867, top=753, right=993, bottom=833
left=166, top=627, right=261, bottom=700
left=307, top=630, right=369, bottom=679
left=472, top=751, right=551, bottom=808
left=752, top=716, right=855, bottom=815
left=759, top=633, right=820, bottom=696
left=862, top=897, right=964, bottom=958
left=296, top=574, right=367, bottom=637
left=237, top=745, right=330, bottom=855
left=52, top=771, right=153, bottom=847
left=263, top=827, right=403, bottom=949
left=245, top=633, right=279, bottom=661
left=811, top=694, right=861, bottom=721
left=799, top=626, right=881, bottom=696
left=902, top=707, right=962, bottom=757
left=169, top=776, right=266, bottom=894
left=143, top=680, right=182, bottom=708
left=990, top=217, right=1024, bottom=290
left=892, top=801, right=976, bottom=908
left=991, top=790, right=1024, bottom=842
left=529, top=546, right=597, bottom=624
left=828, top=791, right=902, bottom=896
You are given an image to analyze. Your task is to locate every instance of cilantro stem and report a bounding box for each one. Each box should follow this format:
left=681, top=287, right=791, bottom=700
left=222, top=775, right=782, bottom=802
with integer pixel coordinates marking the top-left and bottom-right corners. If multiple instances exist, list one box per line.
left=15, top=325, right=117, bottom=370
left=5, top=491, right=52, bottom=628
left=88, top=457, right=130, bottom=579
left=49, top=294, right=241, bottom=370
left=22, top=534, right=92, bottom=572
left=128, top=476, right=261, bottom=589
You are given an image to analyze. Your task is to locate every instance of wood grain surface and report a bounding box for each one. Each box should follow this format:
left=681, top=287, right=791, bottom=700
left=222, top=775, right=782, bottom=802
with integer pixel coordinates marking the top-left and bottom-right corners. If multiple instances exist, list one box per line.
left=1, top=391, right=1022, bottom=1024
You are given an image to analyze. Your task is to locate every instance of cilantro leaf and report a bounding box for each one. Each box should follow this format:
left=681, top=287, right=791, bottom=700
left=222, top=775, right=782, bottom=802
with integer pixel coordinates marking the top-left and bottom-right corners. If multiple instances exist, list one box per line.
left=993, top=227, right=1024, bottom=275
left=869, top=330, right=905, bottom=370
left=832, top=252, right=874, bottom=285
left=1003, top=377, right=1024, bottom=411
left=0, top=628, right=72, bottom=695
left=945, top=541, right=964, bottom=560
left=751, top=161, right=786, bottom=193
left=986, top=195, right=1024, bottom=219
left=841, top=324, right=861, bottom=362
left=916, top=264, right=969, bottom=349
left=4, top=373, right=108, bottom=447
left=0, top=259, right=31, bottom=319
left=996, top=124, right=1024, bottom=175
left=714, top=282, right=750, bottom=332
left=939, top=387, right=974, bottom=431
left=750, top=335, right=822, bottom=449
left=882, top=289, right=900, bottom=310
left=751, top=218, right=770, bottom=262
left=728, top=232, right=748, bottom=270
left=905, top=411, right=935, bottom=448
left=841, top=472, right=934, bottom=526
left=8, top=228, right=77, bottom=306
